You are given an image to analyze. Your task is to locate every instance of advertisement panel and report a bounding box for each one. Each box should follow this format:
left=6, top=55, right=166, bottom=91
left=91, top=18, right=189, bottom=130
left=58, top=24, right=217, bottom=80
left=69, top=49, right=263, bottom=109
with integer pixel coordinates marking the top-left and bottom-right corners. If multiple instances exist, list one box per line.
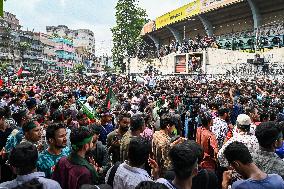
left=155, top=0, right=201, bottom=29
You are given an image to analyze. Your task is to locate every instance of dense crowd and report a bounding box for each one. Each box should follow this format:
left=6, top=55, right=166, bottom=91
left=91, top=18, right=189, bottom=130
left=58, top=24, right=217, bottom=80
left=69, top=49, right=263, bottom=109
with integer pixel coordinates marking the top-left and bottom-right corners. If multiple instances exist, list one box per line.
left=0, top=72, right=284, bottom=189
left=158, top=36, right=216, bottom=57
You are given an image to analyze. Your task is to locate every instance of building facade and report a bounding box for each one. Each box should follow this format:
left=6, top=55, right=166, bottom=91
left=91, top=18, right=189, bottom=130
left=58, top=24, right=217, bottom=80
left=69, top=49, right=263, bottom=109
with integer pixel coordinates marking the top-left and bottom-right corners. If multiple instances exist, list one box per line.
left=0, top=12, right=21, bottom=68
left=53, top=37, right=76, bottom=72
left=46, top=25, right=96, bottom=69
left=19, top=31, right=44, bottom=71
left=40, top=33, right=58, bottom=71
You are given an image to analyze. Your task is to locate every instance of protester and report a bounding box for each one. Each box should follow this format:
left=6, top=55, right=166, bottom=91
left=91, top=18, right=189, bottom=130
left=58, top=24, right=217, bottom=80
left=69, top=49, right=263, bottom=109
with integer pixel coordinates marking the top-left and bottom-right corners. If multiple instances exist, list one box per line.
left=0, top=69, right=284, bottom=189
left=0, top=142, right=61, bottom=189
left=222, top=141, right=284, bottom=189
left=196, top=112, right=218, bottom=170
left=86, top=125, right=111, bottom=184
left=106, top=137, right=158, bottom=189
left=253, top=121, right=284, bottom=178
left=152, top=114, right=185, bottom=176
left=52, top=126, right=98, bottom=189
left=157, top=141, right=199, bottom=189
left=218, top=114, right=259, bottom=167
left=107, top=111, right=131, bottom=164
left=120, top=114, right=145, bottom=162
left=37, top=123, right=70, bottom=178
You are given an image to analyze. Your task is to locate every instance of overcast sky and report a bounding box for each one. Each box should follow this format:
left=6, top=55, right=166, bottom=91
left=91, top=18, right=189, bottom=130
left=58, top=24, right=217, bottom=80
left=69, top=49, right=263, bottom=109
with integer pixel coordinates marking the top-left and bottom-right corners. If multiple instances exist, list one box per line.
left=4, top=0, right=191, bottom=56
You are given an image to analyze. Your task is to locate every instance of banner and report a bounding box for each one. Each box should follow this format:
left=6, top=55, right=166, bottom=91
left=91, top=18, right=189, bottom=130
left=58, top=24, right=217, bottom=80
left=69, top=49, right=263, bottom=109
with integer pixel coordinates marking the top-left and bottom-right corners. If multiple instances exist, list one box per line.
left=155, top=0, right=201, bottom=29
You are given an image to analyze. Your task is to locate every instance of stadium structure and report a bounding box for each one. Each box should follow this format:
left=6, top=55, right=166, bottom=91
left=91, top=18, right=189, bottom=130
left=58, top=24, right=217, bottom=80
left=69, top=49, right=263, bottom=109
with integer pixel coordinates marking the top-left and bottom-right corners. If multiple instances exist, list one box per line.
left=129, top=0, right=284, bottom=77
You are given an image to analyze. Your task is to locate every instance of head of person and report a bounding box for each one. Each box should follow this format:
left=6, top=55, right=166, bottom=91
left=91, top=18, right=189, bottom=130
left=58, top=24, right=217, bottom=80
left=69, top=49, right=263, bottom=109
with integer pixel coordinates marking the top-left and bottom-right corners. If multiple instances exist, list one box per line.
left=135, top=181, right=168, bottom=189
left=255, top=121, right=283, bottom=150
left=87, top=96, right=95, bottom=106
left=9, top=142, right=38, bottom=175
left=0, top=107, right=6, bottom=128
left=46, top=123, right=67, bottom=149
left=245, top=107, right=260, bottom=122
left=223, top=141, right=253, bottom=178
left=200, top=112, right=213, bottom=128
left=128, top=137, right=151, bottom=167
left=22, top=120, right=42, bottom=143
left=160, top=114, right=176, bottom=133
left=117, top=111, right=131, bottom=133
left=236, top=114, right=251, bottom=133
left=12, top=109, right=28, bottom=127
left=91, top=125, right=101, bottom=146
left=100, top=109, right=112, bottom=124
left=169, top=141, right=199, bottom=182
left=130, top=114, right=145, bottom=133
left=218, top=108, right=230, bottom=121
left=25, top=98, right=37, bottom=111
left=68, top=93, right=76, bottom=104
left=260, top=112, right=270, bottom=122
left=71, top=126, right=94, bottom=153
left=51, top=110, right=64, bottom=123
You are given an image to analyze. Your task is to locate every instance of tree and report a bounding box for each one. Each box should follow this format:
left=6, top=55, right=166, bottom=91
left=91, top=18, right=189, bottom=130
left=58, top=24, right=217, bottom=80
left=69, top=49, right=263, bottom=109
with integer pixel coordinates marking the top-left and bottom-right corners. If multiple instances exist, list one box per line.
left=73, top=63, right=85, bottom=74
left=111, top=0, right=147, bottom=72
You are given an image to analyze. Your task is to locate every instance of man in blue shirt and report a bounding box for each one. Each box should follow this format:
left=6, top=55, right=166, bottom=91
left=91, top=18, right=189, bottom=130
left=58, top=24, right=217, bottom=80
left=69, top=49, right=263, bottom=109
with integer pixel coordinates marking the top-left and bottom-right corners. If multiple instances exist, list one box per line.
left=222, top=141, right=284, bottom=189
left=37, top=123, right=70, bottom=178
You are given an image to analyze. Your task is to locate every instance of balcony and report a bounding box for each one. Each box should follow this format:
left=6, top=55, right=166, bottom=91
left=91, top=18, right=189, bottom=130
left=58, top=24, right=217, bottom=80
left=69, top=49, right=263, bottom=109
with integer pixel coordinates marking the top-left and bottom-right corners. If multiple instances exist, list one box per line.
left=23, top=54, right=43, bottom=60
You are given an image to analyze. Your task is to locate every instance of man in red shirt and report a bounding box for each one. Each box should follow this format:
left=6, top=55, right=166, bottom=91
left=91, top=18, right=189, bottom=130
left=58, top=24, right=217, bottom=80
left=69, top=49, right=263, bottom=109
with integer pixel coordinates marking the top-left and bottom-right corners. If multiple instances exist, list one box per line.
left=52, top=126, right=98, bottom=189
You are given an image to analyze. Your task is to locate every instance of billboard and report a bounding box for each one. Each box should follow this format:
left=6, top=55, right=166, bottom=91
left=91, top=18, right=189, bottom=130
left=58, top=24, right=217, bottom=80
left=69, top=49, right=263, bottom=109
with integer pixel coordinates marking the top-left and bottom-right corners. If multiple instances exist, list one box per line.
left=155, top=0, right=201, bottom=29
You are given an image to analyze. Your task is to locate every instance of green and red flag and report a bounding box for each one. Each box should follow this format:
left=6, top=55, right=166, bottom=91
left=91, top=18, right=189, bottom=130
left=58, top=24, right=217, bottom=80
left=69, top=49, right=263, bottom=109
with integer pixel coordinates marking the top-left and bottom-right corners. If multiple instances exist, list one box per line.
left=106, top=86, right=118, bottom=110
left=17, top=67, right=23, bottom=76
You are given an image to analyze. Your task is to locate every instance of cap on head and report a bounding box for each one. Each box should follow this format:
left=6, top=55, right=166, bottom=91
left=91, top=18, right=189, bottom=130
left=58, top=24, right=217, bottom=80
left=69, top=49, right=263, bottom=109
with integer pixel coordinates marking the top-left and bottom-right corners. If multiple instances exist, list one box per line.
left=237, top=114, right=251, bottom=126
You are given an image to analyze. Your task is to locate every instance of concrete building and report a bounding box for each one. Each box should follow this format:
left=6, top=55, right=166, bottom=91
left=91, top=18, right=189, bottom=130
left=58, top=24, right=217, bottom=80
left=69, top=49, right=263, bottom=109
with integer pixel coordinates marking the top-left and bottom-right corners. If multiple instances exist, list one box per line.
left=40, top=33, right=58, bottom=71
left=0, top=12, right=21, bottom=67
left=53, top=37, right=75, bottom=72
left=19, top=31, right=44, bottom=71
left=46, top=25, right=95, bottom=68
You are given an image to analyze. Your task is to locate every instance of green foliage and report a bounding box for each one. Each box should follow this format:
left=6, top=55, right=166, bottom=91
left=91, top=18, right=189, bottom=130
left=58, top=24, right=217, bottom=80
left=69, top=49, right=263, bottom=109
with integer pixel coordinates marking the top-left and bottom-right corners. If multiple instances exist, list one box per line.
left=73, top=63, right=85, bottom=74
left=111, top=0, right=147, bottom=72
left=0, top=61, right=9, bottom=73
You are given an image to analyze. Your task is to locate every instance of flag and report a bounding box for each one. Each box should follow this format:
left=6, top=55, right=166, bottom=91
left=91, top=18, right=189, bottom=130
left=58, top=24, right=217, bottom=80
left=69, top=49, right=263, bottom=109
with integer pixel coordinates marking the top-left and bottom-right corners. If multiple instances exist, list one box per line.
left=17, top=67, right=23, bottom=76
left=77, top=100, right=99, bottom=120
left=106, top=87, right=118, bottom=110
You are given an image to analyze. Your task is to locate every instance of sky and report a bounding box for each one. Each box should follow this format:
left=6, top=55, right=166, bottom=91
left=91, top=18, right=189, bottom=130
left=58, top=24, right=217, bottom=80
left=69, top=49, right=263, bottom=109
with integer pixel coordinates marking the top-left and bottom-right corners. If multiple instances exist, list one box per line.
left=4, top=0, right=191, bottom=56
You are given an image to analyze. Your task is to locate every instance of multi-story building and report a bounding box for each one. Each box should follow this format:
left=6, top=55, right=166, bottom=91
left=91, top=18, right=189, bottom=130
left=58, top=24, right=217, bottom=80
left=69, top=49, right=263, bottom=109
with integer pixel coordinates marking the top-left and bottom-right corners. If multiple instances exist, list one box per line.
left=19, top=31, right=44, bottom=71
left=46, top=25, right=95, bottom=67
left=40, top=33, right=58, bottom=71
left=53, top=37, right=75, bottom=72
left=0, top=12, right=21, bottom=67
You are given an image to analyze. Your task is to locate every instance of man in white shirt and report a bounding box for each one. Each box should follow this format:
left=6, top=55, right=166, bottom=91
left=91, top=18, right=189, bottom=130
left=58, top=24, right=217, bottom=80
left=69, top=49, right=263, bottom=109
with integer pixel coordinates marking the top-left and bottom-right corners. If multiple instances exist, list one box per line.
left=106, top=137, right=158, bottom=189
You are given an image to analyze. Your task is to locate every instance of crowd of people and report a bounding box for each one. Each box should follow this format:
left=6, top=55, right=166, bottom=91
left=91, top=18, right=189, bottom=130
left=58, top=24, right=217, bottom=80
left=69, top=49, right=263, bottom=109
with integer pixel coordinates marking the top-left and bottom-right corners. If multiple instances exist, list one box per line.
left=158, top=36, right=216, bottom=57
left=0, top=72, right=284, bottom=189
